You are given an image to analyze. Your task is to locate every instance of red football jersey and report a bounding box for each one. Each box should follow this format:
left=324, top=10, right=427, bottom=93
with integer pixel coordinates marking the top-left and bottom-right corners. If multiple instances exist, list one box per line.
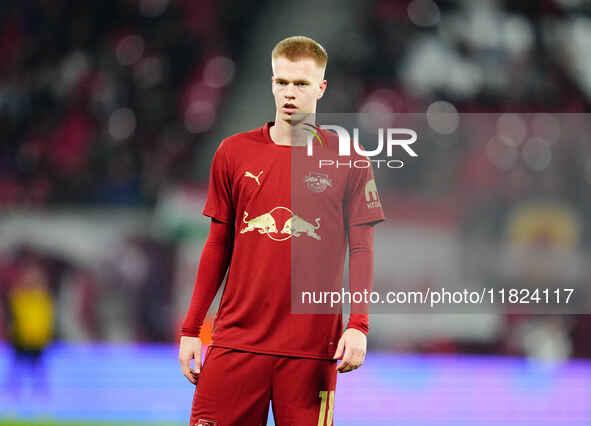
left=202, top=122, right=385, bottom=359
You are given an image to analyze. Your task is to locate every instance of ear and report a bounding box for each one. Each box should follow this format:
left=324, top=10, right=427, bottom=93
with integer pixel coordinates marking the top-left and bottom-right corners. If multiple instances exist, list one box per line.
left=317, top=80, right=327, bottom=99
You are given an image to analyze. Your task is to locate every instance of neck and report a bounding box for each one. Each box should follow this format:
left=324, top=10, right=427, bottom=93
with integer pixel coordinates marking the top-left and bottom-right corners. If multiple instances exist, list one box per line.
left=270, top=114, right=316, bottom=146
left=269, top=117, right=293, bottom=146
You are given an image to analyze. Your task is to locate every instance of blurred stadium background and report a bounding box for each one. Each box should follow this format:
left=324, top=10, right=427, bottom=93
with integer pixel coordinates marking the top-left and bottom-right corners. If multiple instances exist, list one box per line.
left=2, top=0, right=591, bottom=425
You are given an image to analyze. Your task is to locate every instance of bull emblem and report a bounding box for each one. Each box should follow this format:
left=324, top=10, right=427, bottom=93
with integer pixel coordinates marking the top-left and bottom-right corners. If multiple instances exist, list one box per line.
left=364, top=179, right=381, bottom=208
left=281, top=215, right=321, bottom=240
left=364, top=179, right=378, bottom=202
left=240, top=211, right=277, bottom=234
left=304, top=172, right=333, bottom=193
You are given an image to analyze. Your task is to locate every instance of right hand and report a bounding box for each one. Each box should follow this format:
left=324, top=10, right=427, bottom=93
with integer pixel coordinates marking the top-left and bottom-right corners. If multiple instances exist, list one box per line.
left=179, top=335, right=202, bottom=384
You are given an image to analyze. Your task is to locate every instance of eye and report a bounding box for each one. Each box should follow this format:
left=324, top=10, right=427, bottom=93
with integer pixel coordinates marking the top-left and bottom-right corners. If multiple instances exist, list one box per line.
left=277, top=81, right=287, bottom=86
left=296, top=82, right=307, bottom=86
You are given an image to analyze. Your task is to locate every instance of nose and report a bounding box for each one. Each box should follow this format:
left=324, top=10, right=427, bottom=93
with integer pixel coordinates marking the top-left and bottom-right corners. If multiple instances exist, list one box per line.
left=285, top=83, right=296, bottom=99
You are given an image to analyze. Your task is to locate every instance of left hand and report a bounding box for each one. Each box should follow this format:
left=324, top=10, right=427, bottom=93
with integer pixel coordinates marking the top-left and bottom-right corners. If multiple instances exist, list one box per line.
left=332, top=328, right=367, bottom=373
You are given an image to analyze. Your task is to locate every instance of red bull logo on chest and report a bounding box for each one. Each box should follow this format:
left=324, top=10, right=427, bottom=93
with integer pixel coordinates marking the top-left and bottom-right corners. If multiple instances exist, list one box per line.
left=240, top=207, right=321, bottom=241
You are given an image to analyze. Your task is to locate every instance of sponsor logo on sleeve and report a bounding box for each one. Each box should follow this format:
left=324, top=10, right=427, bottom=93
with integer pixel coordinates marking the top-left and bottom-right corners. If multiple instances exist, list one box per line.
left=364, top=179, right=381, bottom=209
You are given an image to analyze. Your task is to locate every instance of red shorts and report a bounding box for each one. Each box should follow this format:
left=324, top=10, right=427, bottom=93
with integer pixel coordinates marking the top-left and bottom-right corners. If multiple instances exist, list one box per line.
left=190, top=346, right=338, bottom=426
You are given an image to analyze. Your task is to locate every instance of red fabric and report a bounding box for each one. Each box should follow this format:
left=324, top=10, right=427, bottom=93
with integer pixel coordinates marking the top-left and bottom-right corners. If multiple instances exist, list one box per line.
left=346, top=223, right=374, bottom=335
left=191, top=346, right=337, bottom=426
left=180, top=219, right=233, bottom=337
left=188, top=122, right=384, bottom=359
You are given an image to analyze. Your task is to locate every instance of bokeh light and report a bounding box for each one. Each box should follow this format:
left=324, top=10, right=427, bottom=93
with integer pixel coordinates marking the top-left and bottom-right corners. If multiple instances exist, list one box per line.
left=116, top=35, right=145, bottom=66
left=184, top=101, right=215, bottom=134
left=134, top=56, right=165, bottom=88
left=426, top=101, right=459, bottom=135
left=139, top=0, right=169, bottom=17
left=531, top=113, right=561, bottom=145
left=497, top=114, right=527, bottom=147
left=408, top=0, right=441, bottom=28
left=522, top=137, right=552, bottom=171
left=203, top=56, right=235, bottom=89
left=108, top=108, right=137, bottom=141
left=486, top=136, right=518, bottom=170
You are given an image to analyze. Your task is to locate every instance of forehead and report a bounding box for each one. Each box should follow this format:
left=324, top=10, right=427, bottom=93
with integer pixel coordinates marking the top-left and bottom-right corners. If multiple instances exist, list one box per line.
left=272, top=56, right=324, bottom=81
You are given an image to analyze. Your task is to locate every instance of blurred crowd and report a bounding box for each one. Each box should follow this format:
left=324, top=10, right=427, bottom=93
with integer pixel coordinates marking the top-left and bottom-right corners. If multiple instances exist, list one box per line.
left=2, top=0, right=591, bottom=206
left=0, top=0, right=262, bottom=206
left=326, top=0, right=590, bottom=114
left=322, top=0, right=591, bottom=218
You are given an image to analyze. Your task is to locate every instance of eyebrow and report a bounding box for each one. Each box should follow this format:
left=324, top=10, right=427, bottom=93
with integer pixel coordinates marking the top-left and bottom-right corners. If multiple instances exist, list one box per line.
left=275, top=78, right=311, bottom=84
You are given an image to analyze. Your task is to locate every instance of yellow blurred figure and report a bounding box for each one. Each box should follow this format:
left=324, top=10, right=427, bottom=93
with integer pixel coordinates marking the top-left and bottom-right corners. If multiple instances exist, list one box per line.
left=9, top=269, right=54, bottom=349
left=4, top=261, right=54, bottom=399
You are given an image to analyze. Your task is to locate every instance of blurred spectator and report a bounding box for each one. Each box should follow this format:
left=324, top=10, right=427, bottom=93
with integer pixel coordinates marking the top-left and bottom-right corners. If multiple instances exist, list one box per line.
left=1, top=247, right=53, bottom=399
left=0, top=0, right=262, bottom=207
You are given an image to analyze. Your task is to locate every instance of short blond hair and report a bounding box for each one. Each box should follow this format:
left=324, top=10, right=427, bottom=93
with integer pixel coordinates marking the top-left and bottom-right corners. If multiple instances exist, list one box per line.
left=271, top=36, right=328, bottom=69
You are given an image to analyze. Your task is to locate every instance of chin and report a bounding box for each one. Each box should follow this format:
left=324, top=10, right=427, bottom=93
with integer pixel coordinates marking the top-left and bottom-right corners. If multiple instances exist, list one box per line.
left=279, top=113, right=295, bottom=124
left=288, top=114, right=306, bottom=125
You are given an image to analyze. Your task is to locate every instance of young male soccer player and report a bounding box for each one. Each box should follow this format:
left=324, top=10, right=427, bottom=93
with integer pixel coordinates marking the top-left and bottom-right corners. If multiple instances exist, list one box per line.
left=179, top=35, right=384, bottom=426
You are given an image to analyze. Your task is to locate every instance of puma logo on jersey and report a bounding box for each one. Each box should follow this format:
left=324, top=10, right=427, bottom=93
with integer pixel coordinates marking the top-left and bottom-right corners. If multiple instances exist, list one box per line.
left=244, top=170, right=263, bottom=185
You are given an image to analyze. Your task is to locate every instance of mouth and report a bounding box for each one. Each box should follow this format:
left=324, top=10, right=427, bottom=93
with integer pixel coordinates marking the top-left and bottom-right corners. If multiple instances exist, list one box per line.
left=282, top=103, right=297, bottom=113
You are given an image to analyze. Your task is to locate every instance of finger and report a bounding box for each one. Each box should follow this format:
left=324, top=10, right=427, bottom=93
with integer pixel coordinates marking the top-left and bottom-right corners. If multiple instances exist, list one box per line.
left=184, top=369, right=197, bottom=384
left=179, top=355, right=190, bottom=372
left=343, top=357, right=362, bottom=372
left=184, top=365, right=197, bottom=384
left=337, top=345, right=353, bottom=372
left=194, top=353, right=202, bottom=374
left=333, top=337, right=345, bottom=359
left=351, top=348, right=365, bottom=366
left=337, top=360, right=353, bottom=373
left=348, top=356, right=362, bottom=370
left=339, top=346, right=367, bottom=372
left=358, top=352, right=366, bottom=366
left=180, top=359, right=191, bottom=378
left=180, top=355, right=197, bottom=384
left=352, top=356, right=364, bottom=369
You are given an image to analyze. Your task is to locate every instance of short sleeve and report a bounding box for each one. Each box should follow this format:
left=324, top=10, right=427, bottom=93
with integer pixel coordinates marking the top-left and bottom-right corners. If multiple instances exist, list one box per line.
left=344, top=160, right=385, bottom=227
left=202, top=142, right=234, bottom=223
